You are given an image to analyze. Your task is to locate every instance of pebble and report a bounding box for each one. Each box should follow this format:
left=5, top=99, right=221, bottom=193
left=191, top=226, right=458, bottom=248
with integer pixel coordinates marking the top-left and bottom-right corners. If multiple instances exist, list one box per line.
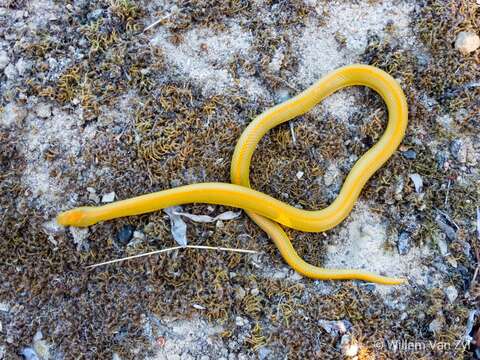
left=235, top=316, right=248, bottom=327
left=397, top=232, right=411, bottom=255
left=296, top=171, right=304, bottom=179
left=250, top=288, right=259, bottom=296
left=444, top=285, right=458, bottom=303
left=409, top=173, right=423, bottom=193
left=455, top=31, right=480, bottom=54
left=0, top=50, right=9, bottom=70
left=87, top=187, right=100, bottom=203
left=340, top=334, right=358, bottom=357
left=401, top=149, right=416, bottom=160
left=34, top=103, right=52, bottom=118
left=102, top=191, right=116, bottom=203
left=116, top=225, right=134, bottom=245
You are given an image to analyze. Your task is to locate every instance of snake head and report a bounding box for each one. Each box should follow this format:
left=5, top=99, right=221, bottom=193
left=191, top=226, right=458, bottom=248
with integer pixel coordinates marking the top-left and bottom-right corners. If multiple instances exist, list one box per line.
left=56, top=207, right=95, bottom=227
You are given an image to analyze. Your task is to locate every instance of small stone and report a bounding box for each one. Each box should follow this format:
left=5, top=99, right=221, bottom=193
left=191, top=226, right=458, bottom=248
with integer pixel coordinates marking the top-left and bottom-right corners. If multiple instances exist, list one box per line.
left=397, top=232, right=411, bottom=255
left=251, top=288, right=259, bottom=296
left=102, top=191, right=116, bottom=203
left=235, top=316, right=248, bottom=327
left=112, top=353, right=122, bottom=360
left=340, top=334, right=359, bottom=357
left=1, top=102, right=27, bottom=127
left=116, top=225, right=134, bottom=245
left=296, top=171, right=304, bottom=179
left=0, top=345, right=5, bottom=360
left=34, top=103, right=52, bottom=118
left=88, top=193, right=100, bottom=203
left=401, top=149, right=416, bottom=160
left=4, top=63, right=17, bottom=79
left=0, top=50, right=9, bottom=70
left=455, top=31, right=480, bottom=54
left=445, top=285, right=458, bottom=303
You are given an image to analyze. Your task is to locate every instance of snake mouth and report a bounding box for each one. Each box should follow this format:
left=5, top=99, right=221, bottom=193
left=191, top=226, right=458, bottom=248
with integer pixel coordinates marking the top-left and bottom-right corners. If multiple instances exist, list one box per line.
left=56, top=207, right=92, bottom=227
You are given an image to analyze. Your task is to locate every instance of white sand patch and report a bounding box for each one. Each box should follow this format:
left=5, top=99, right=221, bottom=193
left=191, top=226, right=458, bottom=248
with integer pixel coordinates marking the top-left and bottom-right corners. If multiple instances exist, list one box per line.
left=149, top=317, right=224, bottom=359
left=150, top=22, right=269, bottom=99
left=292, top=1, right=414, bottom=121
left=25, top=0, right=60, bottom=30
left=295, top=1, right=415, bottom=87
left=324, top=202, right=440, bottom=295
left=21, top=105, right=96, bottom=208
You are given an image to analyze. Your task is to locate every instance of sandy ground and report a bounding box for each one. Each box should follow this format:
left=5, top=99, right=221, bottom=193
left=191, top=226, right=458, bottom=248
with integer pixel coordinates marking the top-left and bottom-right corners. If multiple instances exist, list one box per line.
left=0, top=0, right=479, bottom=359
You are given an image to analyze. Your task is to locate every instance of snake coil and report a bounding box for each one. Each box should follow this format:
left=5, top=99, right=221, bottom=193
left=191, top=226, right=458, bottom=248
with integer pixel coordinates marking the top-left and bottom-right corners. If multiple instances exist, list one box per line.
left=58, top=64, right=408, bottom=285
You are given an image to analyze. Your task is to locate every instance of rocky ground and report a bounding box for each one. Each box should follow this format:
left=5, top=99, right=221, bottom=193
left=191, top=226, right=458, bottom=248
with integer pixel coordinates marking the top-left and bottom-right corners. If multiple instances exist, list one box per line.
left=0, top=0, right=479, bottom=359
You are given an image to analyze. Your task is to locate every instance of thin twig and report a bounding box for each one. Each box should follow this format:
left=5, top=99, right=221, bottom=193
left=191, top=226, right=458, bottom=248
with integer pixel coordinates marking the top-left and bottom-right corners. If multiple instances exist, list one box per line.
left=444, top=179, right=451, bottom=207
left=476, top=207, right=480, bottom=242
left=143, top=14, right=172, bottom=33
left=86, top=245, right=260, bottom=269
left=468, top=207, right=480, bottom=295
left=289, top=122, right=297, bottom=146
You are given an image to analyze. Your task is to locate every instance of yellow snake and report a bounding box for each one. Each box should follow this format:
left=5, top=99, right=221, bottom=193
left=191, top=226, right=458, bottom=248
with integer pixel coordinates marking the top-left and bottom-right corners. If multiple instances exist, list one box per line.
left=57, top=64, right=408, bottom=285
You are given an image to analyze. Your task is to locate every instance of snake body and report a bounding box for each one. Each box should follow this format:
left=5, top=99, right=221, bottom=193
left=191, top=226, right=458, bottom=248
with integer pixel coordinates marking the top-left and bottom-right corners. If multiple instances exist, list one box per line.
left=57, top=64, right=408, bottom=285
